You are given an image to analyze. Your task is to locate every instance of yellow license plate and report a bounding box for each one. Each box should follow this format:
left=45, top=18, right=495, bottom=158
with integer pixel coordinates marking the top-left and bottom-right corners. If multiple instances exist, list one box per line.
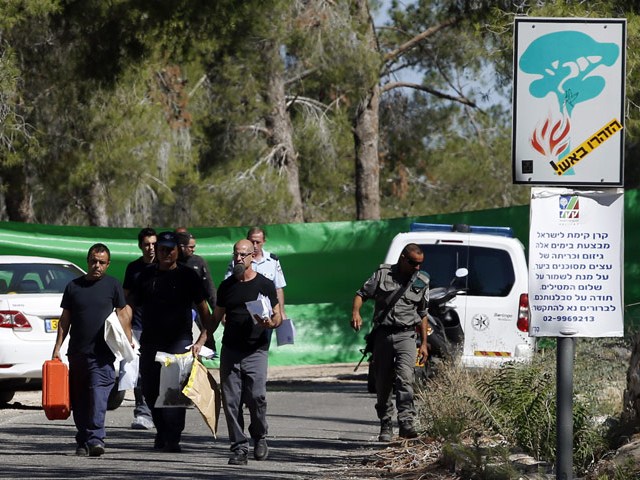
left=45, top=318, right=59, bottom=333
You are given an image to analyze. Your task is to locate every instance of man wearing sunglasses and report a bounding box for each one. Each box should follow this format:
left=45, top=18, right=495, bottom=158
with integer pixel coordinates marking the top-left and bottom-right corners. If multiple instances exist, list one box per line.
left=351, top=243, right=430, bottom=442
left=126, top=231, right=210, bottom=453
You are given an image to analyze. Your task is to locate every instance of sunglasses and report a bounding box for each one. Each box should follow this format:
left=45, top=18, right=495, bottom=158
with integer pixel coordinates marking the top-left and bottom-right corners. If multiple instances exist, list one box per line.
left=403, top=256, right=422, bottom=267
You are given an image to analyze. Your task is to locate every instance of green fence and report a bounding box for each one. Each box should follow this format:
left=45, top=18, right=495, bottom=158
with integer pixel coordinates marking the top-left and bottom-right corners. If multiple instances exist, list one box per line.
left=2, top=189, right=639, bottom=366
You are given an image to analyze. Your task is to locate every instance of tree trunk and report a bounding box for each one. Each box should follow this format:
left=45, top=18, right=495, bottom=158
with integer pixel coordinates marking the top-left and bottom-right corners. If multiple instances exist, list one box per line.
left=262, top=40, right=305, bottom=223
left=353, top=84, right=381, bottom=220
left=623, top=332, right=640, bottom=427
left=353, top=0, right=380, bottom=221
left=3, top=164, right=35, bottom=222
left=85, top=178, right=109, bottom=227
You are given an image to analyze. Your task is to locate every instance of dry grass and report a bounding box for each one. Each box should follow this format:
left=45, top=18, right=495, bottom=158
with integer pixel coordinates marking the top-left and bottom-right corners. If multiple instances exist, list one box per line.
left=354, top=337, right=632, bottom=479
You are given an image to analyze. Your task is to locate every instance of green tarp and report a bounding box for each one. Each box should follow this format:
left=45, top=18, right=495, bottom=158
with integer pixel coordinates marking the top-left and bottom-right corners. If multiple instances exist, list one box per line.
left=2, top=189, right=639, bottom=366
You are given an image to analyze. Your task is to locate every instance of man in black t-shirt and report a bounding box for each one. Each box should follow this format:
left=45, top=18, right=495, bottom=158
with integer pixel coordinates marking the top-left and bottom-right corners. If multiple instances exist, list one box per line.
left=52, top=243, right=130, bottom=458
left=127, top=231, right=210, bottom=453
left=211, top=239, right=281, bottom=466
left=122, top=227, right=156, bottom=430
left=175, top=228, right=217, bottom=353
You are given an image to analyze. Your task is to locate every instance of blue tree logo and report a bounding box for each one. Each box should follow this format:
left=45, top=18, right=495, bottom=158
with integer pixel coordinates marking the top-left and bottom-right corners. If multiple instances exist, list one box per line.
left=519, top=31, right=620, bottom=175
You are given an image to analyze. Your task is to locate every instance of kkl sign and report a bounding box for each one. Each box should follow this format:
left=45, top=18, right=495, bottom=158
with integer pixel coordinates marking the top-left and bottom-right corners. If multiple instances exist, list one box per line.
left=512, top=18, right=626, bottom=186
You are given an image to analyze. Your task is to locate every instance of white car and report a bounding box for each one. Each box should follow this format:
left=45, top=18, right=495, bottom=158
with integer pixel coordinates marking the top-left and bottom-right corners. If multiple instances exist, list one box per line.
left=0, top=255, right=125, bottom=409
left=384, top=223, right=535, bottom=368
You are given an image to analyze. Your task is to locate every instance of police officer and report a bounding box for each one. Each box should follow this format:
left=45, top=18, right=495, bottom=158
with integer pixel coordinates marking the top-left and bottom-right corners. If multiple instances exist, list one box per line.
left=225, top=226, right=287, bottom=319
left=351, top=243, right=429, bottom=442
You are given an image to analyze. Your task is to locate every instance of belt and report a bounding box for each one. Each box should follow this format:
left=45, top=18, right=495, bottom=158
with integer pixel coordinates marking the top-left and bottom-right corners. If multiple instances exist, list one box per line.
left=378, top=325, right=416, bottom=334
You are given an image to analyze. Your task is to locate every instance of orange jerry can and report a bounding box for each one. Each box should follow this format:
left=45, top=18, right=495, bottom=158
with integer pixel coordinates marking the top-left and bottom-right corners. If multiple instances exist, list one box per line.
left=42, top=358, right=71, bottom=420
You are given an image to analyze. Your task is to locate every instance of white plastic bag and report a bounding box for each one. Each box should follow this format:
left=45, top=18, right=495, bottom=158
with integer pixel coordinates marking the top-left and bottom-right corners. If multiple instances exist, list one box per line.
left=117, top=355, right=139, bottom=391
left=154, top=351, right=194, bottom=408
left=104, top=311, right=137, bottom=362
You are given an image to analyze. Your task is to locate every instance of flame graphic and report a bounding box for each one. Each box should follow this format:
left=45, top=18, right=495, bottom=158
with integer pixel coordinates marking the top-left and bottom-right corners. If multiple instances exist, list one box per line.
left=530, top=114, right=571, bottom=159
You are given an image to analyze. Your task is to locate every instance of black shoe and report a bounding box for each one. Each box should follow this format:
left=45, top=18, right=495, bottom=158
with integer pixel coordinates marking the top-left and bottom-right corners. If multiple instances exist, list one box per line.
left=228, top=451, right=248, bottom=465
left=88, top=444, right=105, bottom=457
left=254, top=438, right=269, bottom=461
left=153, top=435, right=165, bottom=450
left=162, top=442, right=181, bottom=453
left=399, top=422, right=418, bottom=439
left=75, top=444, right=88, bottom=456
left=378, top=419, right=393, bottom=442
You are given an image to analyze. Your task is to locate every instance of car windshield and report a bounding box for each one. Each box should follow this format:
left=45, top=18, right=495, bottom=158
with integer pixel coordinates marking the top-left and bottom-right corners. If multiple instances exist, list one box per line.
left=420, top=244, right=515, bottom=297
left=0, top=263, right=83, bottom=294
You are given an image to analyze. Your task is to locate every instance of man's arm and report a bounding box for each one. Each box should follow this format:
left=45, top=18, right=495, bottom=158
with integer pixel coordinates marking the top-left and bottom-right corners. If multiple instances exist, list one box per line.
left=191, top=299, right=211, bottom=355
left=417, top=315, right=429, bottom=365
left=211, top=305, right=225, bottom=336
left=199, top=258, right=217, bottom=310
left=351, top=294, right=364, bottom=332
left=116, top=305, right=133, bottom=346
left=51, top=309, right=71, bottom=360
left=256, top=303, right=282, bottom=329
left=276, top=287, right=286, bottom=320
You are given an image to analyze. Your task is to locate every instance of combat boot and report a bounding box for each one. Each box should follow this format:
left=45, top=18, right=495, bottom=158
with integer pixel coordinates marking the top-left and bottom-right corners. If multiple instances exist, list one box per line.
left=378, top=419, right=393, bottom=442
left=399, top=421, right=418, bottom=439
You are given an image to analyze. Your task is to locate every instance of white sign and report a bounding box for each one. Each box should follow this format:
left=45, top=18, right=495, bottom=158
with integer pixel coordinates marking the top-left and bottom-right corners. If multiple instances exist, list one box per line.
left=528, top=187, right=624, bottom=337
left=513, top=18, right=626, bottom=186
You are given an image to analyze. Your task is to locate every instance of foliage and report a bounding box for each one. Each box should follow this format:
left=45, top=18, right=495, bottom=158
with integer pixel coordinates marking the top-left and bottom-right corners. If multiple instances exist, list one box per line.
left=417, top=338, right=630, bottom=477
left=2, top=1, right=640, bottom=226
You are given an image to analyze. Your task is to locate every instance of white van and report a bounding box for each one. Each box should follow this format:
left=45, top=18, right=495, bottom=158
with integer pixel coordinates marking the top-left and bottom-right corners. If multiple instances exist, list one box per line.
left=384, top=223, right=535, bottom=368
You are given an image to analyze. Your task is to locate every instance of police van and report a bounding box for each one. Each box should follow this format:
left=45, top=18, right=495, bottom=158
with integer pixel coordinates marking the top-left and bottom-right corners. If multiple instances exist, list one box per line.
left=384, top=223, right=535, bottom=368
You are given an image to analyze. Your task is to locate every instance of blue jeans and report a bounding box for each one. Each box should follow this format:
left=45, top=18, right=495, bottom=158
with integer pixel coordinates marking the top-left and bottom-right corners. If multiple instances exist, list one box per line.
left=68, top=353, right=115, bottom=447
left=131, top=329, right=151, bottom=419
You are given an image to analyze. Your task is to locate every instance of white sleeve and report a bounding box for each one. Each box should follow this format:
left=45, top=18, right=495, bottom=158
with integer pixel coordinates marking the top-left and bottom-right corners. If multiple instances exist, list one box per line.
left=274, top=259, right=287, bottom=289
left=223, top=260, right=233, bottom=280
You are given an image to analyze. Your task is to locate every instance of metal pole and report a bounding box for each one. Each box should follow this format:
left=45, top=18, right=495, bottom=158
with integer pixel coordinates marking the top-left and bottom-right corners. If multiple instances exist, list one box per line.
left=556, top=336, right=575, bottom=480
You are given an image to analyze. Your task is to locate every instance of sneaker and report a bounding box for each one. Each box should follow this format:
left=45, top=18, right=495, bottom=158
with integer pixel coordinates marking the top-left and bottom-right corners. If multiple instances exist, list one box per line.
left=162, top=442, right=182, bottom=453
left=131, top=416, right=154, bottom=430
left=228, top=451, right=248, bottom=465
left=75, top=444, right=88, bottom=457
left=254, top=438, right=269, bottom=461
left=398, top=421, right=418, bottom=439
left=88, top=444, right=105, bottom=457
left=378, top=419, right=393, bottom=442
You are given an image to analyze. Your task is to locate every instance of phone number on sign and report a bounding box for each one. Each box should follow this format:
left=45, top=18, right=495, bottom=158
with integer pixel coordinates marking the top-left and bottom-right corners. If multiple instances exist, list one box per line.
left=542, top=315, right=595, bottom=322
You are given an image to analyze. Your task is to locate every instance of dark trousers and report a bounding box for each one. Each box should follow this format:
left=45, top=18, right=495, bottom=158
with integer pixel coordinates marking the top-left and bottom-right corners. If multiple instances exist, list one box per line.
left=220, top=346, right=268, bottom=454
left=68, top=353, right=115, bottom=447
left=131, top=329, right=151, bottom=419
left=139, top=337, right=191, bottom=446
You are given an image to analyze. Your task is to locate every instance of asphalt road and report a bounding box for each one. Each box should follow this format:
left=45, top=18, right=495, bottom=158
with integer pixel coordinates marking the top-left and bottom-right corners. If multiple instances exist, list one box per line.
left=0, top=364, right=383, bottom=480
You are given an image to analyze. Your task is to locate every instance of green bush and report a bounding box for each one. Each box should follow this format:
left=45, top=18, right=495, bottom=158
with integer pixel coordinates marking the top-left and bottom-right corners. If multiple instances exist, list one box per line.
left=416, top=343, right=621, bottom=477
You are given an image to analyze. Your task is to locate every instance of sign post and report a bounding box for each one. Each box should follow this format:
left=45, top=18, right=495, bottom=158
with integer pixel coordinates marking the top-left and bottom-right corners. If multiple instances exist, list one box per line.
left=513, top=17, right=626, bottom=480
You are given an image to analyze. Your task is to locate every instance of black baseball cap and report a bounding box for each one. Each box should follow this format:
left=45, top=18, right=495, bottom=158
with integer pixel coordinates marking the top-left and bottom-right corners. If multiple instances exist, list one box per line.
left=156, top=231, right=178, bottom=248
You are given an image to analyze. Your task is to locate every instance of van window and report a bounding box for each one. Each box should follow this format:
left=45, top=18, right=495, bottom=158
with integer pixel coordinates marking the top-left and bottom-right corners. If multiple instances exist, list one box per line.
left=420, top=244, right=515, bottom=297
